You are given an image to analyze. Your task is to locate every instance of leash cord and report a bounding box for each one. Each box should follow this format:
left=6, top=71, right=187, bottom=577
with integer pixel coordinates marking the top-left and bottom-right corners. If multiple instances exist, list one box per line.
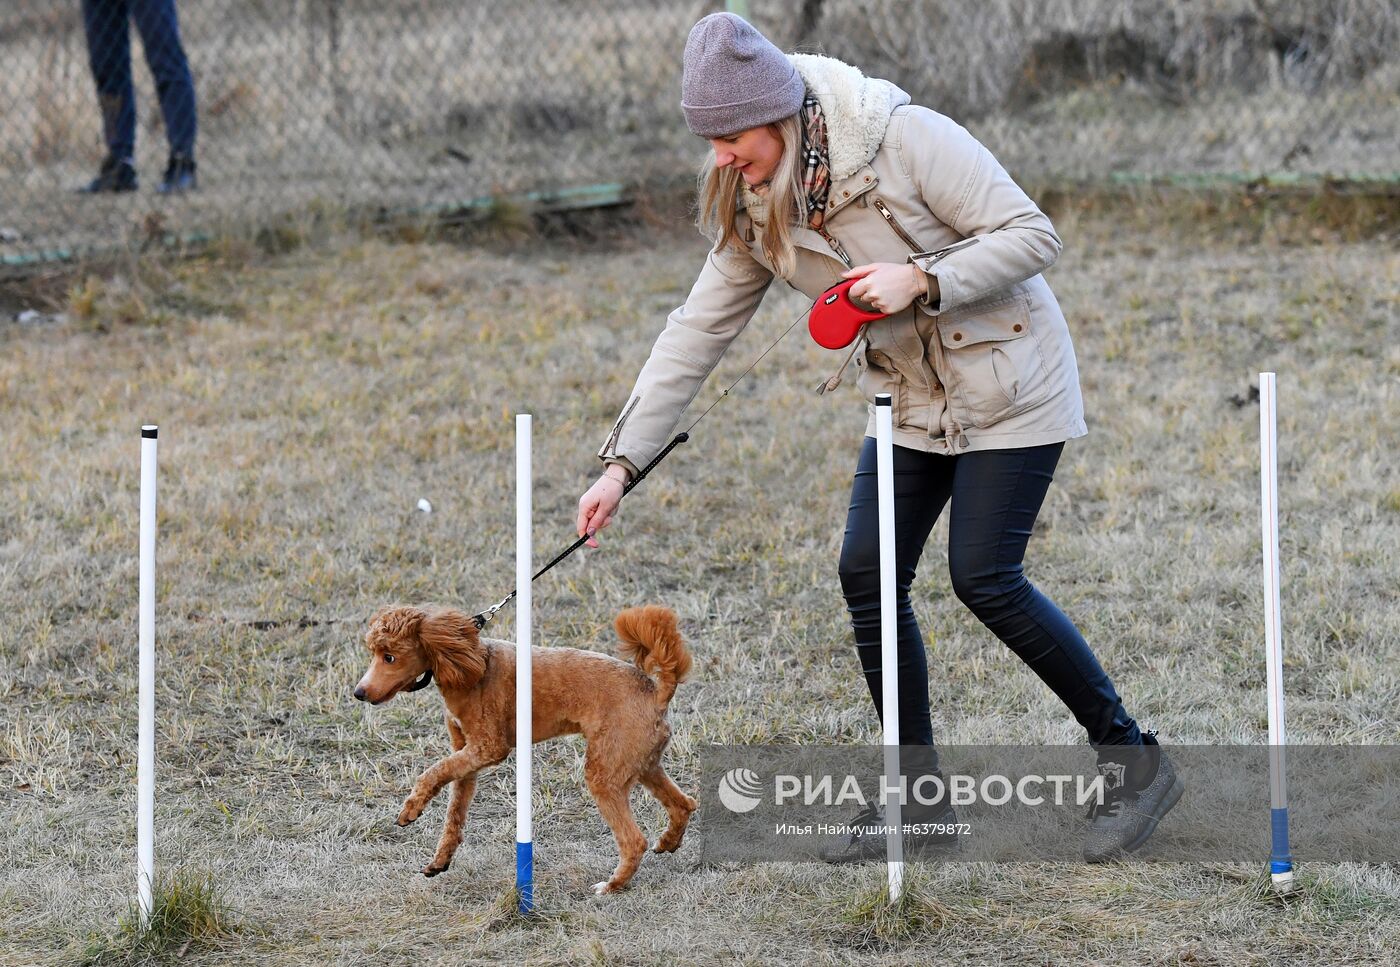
left=679, top=297, right=817, bottom=435
left=472, top=294, right=819, bottom=629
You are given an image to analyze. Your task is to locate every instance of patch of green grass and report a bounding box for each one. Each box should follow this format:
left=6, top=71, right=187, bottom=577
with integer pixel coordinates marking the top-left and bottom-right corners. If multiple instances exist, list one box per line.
left=830, top=873, right=960, bottom=949
left=1299, top=872, right=1400, bottom=923
left=78, top=869, right=235, bottom=966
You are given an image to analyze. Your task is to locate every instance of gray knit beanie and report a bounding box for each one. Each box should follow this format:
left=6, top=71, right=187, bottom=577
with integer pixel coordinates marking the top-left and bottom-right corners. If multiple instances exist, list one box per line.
left=681, top=12, right=805, bottom=138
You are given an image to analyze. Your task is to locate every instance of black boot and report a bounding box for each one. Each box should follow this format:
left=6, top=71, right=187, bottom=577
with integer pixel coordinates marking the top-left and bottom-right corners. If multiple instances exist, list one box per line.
left=1083, top=731, right=1185, bottom=862
left=157, top=153, right=198, bottom=194
left=78, top=155, right=138, bottom=193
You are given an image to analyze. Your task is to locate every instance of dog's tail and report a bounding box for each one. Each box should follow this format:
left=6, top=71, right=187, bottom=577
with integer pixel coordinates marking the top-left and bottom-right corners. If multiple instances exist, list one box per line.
left=614, top=605, right=691, bottom=707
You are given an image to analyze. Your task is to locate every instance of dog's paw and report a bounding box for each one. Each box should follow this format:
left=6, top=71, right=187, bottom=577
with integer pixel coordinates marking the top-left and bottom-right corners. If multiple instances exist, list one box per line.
left=396, top=803, right=422, bottom=827
left=592, top=880, right=620, bottom=896
left=423, top=861, right=449, bottom=878
left=653, top=837, right=683, bottom=854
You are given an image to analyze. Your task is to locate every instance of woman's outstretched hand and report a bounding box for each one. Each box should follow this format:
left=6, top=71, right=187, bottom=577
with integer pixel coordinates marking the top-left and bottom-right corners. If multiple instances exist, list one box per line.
left=577, top=466, right=629, bottom=548
left=842, top=262, right=929, bottom=314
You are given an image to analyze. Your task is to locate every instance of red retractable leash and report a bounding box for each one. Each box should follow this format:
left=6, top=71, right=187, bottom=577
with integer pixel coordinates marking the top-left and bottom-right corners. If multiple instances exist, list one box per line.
left=809, top=277, right=890, bottom=396
left=808, top=277, right=889, bottom=349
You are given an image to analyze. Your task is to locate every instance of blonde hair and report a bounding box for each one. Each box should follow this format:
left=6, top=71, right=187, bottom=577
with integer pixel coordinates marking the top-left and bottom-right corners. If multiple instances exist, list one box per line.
left=694, top=113, right=805, bottom=279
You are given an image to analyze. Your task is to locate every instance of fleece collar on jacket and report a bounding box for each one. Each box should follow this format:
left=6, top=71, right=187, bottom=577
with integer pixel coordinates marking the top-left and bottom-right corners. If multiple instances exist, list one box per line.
left=740, top=54, right=910, bottom=224
left=788, top=53, right=911, bottom=181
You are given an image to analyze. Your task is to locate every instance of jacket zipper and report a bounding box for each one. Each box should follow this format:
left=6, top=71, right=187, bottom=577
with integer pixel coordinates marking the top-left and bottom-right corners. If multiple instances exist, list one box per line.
left=923, top=236, right=981, bottom=263
left=874, top=197, right=983, bottom=265
left=604, top=395, right=639, bottom=454
left=872, top=198, right=925, bottom=253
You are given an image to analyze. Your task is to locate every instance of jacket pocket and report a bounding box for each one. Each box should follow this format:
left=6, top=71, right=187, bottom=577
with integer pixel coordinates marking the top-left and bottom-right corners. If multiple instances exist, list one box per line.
left=856, top=349, right=908, bottom=427
left=936, top=295, right=1052, bottom=428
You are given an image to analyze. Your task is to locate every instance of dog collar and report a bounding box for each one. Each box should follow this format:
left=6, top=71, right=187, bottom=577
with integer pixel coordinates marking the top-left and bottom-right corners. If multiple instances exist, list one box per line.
left=404, top=640, right=491, bottom=694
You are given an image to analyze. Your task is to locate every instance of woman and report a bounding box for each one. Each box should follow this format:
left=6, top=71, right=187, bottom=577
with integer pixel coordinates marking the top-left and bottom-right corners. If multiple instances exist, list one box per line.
left=576, top=13, right=1182, bottom=863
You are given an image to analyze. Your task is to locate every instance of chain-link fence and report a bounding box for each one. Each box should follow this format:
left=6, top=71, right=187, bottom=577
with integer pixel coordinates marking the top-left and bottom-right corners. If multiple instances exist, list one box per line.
left=3, top=0, right=1397, bottom=270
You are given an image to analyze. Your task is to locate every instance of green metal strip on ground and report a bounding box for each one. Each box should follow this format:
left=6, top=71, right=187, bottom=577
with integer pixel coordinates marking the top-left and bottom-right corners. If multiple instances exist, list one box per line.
left=1, top=236, right=206, bottom=273
left=0, top=182, right=630, bottom=276
left=3, top=174, right=1396, bottom=278
left=389, top=182, right=630, bottom=221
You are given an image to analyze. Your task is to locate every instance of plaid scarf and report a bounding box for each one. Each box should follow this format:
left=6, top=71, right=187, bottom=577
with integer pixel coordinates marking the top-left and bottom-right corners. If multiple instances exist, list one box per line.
left=798, top=91, right=851, bottom=264
left=739, top=90, right=851, bottom=265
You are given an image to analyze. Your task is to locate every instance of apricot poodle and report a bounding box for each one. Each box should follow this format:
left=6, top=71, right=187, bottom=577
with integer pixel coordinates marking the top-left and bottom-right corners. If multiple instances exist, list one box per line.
left=353, top=603, right=697, bottom=894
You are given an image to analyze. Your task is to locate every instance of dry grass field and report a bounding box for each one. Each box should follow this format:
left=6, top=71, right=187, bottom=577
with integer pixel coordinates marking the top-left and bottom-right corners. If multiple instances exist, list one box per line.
left=1, top=194, right=1398, bottom=965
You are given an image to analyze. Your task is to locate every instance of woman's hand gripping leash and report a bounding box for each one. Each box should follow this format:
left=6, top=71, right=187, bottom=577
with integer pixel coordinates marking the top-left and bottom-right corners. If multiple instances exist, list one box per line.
left=578, top=464, right=630, bottom=548
left=575, top=430, right=693, bottom=548
left=841, top=262, right=930, bottom=315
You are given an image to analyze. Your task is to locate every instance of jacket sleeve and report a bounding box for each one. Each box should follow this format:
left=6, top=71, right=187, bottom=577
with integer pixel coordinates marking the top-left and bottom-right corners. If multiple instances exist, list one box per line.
left=896, top=106, right=1062, bottom=315
left=597, top=238, right=774, bottom=476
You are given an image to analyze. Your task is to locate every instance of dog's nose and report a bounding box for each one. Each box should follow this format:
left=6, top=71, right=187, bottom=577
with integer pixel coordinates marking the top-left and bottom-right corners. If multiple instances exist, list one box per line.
left=353, top=685, right=367, bottom=701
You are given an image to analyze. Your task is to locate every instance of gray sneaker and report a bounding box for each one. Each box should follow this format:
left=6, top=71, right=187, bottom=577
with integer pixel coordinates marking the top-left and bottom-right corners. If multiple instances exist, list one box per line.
left=821, top=801, right=961, bottom=864
left=1084, top=732, right=1185, bottom=862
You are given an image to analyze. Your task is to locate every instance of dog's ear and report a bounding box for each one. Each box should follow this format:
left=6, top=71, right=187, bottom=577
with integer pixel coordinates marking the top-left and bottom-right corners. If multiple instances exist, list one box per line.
left=418, top=608, right=487, bottom=691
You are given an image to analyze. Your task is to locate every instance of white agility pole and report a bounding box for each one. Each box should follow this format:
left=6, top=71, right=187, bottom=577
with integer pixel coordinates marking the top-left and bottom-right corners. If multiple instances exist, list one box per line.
left=137, top=425, right=158, bottom=922
left=1258, top=373, right=1294, bottom=891
left=515, top=414, right=534, bottom=914
left=874, top=395, right=903, bottom=901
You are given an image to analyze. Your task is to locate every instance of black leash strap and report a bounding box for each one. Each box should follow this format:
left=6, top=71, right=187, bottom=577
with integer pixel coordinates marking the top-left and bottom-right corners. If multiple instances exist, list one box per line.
left=471, top=294, right=819, bottom=630
left=469, top=430, right=693, bottom=629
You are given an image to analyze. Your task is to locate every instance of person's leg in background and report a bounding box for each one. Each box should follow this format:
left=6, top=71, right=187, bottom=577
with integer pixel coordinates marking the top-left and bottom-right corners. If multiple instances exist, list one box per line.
left=838, top=436, right=954, bottom=814
left=130, top=0, right=198, bottom=192
left=945, top=441, right=1144, bottom=749
left=79, top=0, right=139, bottom=192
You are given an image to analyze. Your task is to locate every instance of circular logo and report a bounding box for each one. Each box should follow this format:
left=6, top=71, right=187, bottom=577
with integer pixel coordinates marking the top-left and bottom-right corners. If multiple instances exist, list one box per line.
left=718, top=767, right=763, bottom=813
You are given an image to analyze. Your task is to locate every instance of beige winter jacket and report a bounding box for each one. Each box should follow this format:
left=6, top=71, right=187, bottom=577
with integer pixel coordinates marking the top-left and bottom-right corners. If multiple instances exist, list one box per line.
left=597, top=54, right=1086, bottom=479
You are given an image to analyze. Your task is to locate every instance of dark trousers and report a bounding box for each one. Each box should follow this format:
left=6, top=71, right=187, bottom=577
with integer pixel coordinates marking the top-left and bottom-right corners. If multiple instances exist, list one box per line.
left=81, top=0, right=197, bottom=159
left=839, top=437, right=1143, bottom=776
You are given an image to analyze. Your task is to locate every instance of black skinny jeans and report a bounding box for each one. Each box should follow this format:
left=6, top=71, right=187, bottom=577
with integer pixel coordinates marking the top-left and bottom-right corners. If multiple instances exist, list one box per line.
left=839, top=437, right=1143, bottom=778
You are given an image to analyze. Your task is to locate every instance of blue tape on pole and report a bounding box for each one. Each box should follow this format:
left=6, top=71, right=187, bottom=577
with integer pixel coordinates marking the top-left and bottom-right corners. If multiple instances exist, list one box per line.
left=1270, top=806, right=1293, bottom=866
left=516, top=840, right=534, bottom=913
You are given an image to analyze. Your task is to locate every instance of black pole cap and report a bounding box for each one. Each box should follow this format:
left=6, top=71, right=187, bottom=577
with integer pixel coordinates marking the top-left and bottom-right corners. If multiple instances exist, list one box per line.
left=141, top=425, right=159, bottom=438
left=874, top=394, right=892, bottom=407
